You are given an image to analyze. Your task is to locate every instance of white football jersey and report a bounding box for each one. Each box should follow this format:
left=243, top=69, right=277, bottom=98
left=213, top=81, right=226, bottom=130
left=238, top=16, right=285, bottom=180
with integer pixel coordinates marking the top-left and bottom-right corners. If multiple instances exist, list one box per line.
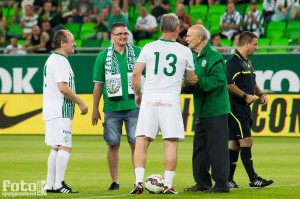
left=42, top=52, right=75, bottom=120
left=137, top=39, right=194, bottom=102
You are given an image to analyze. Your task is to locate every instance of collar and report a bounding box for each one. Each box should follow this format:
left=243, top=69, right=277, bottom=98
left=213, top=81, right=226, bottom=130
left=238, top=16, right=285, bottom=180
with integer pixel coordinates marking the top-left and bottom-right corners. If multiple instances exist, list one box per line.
left=197, top=43, right=210, bottom=58
left=234, top=50, right=248, bottom=62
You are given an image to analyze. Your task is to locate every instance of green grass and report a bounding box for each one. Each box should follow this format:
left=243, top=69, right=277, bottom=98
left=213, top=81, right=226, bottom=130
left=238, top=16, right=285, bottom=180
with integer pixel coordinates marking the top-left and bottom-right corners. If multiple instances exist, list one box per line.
left=0, top=135, right=300, bottom=198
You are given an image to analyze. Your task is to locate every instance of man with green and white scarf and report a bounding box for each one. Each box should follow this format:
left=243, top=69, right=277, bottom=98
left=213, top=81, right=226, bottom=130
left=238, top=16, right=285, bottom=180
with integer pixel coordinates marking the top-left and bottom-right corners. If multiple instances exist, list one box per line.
left=92, top=22, right=141, bottom=191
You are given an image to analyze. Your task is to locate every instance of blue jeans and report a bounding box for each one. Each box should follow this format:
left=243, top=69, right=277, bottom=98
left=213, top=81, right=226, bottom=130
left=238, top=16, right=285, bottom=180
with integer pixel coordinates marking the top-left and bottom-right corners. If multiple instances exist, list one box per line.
left=103, top=109, right=139, bottom=146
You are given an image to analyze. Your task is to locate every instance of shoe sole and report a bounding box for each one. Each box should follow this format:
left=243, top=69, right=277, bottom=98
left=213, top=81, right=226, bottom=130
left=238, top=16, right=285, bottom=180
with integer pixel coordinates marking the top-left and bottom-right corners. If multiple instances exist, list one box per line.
left=250, top=181, right=274, bottom=189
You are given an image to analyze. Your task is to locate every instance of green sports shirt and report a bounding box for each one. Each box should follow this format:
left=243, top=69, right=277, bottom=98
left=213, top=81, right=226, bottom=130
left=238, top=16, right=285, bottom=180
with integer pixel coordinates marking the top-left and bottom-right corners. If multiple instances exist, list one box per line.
left=93, top=45, right=141, bottom=112
left=192, top=44, right=231, bottom=118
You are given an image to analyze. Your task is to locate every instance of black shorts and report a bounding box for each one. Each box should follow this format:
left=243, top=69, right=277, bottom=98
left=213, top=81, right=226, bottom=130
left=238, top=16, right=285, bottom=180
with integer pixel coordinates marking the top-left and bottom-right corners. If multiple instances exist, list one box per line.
left=228, top=100, right=253, bottom=140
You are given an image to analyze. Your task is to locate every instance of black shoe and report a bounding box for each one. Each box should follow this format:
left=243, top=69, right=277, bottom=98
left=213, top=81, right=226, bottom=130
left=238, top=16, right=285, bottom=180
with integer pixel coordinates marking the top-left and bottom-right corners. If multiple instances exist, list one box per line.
left=130, top=182, right=144, bottom=194
left=162, top=186, right=178, bottom=194
left=108, top=182, right=119, bottom=190
left=249, top=176, right=274, bottom=188
left=204, top=189, right=230, bottom=193
left=43, top=185, right=55, bottom=193
left=228, top=180, right=241, bottom=188
left=54, top=181, right=79, bottom=193
left=184, top=184, right=201, bottom=192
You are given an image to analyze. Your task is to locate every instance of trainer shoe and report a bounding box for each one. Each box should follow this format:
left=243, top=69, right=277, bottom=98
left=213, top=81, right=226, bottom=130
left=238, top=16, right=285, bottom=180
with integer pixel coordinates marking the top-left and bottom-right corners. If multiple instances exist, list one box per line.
left=162, top=186, right=178, bottom=194
left=184, top=184, right=200, bottom=192
left=249, top=176, right=274, bottom=188
left=228, top=180, right=241, bottom=188
left=54, top=181, right=79, bottom=193
left=43, top=185, right=55, bottom=193
left=130, top=182, right=144, bottom=194
left=108, top=182, right=119, bottom=190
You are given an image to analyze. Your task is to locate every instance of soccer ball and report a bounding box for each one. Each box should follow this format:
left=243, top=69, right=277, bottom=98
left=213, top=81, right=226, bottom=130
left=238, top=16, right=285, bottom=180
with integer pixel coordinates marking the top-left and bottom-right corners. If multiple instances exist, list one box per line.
left=145, top=174, right=164, bottom=194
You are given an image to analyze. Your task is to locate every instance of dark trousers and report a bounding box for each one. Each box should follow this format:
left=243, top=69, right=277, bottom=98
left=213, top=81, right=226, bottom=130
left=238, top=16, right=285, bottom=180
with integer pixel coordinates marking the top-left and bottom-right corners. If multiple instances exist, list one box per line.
left=193, top=114, right=229, bottom=191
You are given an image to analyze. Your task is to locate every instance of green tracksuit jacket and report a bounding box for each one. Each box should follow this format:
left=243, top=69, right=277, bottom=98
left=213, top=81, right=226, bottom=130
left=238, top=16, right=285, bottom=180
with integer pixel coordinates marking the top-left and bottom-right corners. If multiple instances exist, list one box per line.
left=192, top=44, right=230, bottom=118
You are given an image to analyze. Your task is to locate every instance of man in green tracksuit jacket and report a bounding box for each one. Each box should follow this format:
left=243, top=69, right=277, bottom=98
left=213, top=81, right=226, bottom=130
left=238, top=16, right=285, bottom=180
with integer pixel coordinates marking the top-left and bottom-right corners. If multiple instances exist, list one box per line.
left=183, top=24, right=231, bottom=193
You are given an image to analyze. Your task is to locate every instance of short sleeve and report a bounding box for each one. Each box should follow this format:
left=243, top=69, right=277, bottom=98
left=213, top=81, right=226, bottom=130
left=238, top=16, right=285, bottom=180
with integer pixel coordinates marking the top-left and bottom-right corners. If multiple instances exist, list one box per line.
left=93, top=51, right=106, bottom=82
left=185, top=49, right=195, bottom=71
left=53, top=60, right=70, bottom=84
left=226, top=59, right=242, bottom=84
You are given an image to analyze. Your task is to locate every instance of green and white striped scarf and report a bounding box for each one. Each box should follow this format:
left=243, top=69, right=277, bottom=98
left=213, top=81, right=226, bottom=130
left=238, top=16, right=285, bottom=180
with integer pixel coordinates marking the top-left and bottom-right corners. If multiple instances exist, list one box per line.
left=105, top=43, right=137, bottom=100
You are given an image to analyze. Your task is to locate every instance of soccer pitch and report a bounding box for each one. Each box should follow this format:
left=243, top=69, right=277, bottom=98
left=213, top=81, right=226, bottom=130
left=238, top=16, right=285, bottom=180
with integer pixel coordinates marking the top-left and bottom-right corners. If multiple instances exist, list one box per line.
left=0, top=135, right=299, bottom=199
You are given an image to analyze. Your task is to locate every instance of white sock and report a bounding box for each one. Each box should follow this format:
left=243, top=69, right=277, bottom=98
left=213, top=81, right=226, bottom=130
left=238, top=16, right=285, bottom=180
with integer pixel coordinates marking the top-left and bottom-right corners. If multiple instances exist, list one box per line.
left=46, top=150, right=57, bottom=188
left=54, top=150, right=70, bottom=189
left=135, top=167, right=145, bottom=185
left=164, top=170, right=175, bottom=188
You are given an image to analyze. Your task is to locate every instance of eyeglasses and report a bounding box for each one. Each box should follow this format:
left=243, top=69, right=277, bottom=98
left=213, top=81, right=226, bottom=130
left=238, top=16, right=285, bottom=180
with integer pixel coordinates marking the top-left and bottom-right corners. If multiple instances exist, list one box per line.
left=112, top=32, right=129, bottom=37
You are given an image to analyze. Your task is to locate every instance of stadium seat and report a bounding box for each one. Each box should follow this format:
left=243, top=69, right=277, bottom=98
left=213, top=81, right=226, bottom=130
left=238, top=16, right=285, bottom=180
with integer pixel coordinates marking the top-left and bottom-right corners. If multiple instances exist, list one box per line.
left=221, top=39, right=232, bottom=47
left=100, top=40, right=111, bottom=48
left=80, top=39, right=101, bottom=53
left=269, top=38, right=289, bottom=53
left=257, top=38, right=270, bottom=53
left=189, top=5, right=208, bottom=23
left=153, top=29, right=162, bottom=39
left=138, top=38, right=155, bottom=47
left=17, top=39, right=26, bottom=46
left=2, top=7, right=9, bottom=18
left=65, top=23, right=81, bottom=39
left=210, top=23, right=222, bottom=36
left=75, top=39, right=82, bottom=47
left=82, top=39, right=100, bottom=47
left=8, top=24, right=23, bottom=37
left=286, top=21, right=300, bottom=40
left=246, top=4, right=264, bottom=13
left=207, top=5, right=226, bottom=23
left=80, top=23, right=96, bottom=40
left=266, top=21, right=286, bottom=39
left=235, top=4, right=246, bottom=17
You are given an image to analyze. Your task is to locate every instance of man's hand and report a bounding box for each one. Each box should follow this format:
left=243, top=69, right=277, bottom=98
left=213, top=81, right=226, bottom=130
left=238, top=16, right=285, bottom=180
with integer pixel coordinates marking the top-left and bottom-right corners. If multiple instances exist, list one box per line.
left=187, top=75, right=198, bottom=85
left=79, top=102, right=88, bottom=115
left=135, top=94, right=142, bottom=107
left=91, top=110, right=101, bottom=125
left=245, top=94, right=256, bottom=105
left=260, top=94, right=268, bottom=105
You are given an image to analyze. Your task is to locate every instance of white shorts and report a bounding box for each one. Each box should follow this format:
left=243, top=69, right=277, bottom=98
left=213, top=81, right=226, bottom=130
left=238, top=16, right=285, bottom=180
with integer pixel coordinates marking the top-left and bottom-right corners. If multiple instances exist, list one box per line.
left=45, top=118, right=72, bottom=147
left=135, top=100, right=185, bottom=140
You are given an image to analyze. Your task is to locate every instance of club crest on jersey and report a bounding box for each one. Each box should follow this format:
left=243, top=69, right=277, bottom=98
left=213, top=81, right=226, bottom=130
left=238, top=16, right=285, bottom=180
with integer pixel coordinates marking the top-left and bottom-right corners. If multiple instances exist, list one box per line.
left=202, top=60, right=207, bottom=67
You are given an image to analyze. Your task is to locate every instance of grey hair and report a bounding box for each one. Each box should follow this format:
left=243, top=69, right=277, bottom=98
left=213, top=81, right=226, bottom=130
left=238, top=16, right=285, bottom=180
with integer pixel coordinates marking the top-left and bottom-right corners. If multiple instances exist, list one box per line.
left=160, top=13, right=179, bottom=33
left=198, top=25, right=208, bottom=41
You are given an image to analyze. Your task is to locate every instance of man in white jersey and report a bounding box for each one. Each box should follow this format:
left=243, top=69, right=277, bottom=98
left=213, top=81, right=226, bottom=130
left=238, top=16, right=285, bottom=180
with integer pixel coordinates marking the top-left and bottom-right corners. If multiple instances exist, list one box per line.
left=42, top=30, right=88, bottom=194
left=130, top=13, right=198, bottom=195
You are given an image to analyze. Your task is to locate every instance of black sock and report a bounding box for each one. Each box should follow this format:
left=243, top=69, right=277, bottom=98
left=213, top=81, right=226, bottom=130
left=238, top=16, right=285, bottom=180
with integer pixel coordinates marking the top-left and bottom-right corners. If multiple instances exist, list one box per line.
left=229, top=149, right=239, bottom=181
left=241, top=147, right=257, bottom=181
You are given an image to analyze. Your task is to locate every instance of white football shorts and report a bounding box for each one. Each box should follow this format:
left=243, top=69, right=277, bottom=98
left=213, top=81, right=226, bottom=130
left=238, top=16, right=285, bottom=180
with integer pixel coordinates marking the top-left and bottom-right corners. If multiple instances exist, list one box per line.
left=135, top=100, right=185, bottom=140
left=45, top=118, right=72, bottom=147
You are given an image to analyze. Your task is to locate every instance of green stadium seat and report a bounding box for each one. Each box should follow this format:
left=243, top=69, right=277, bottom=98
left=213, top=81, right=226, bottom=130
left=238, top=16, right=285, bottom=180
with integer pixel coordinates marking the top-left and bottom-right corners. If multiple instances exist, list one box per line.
left=246, top=4, right=264, bottom=13
left=100, top=40, right=111, bottom=48
left=75, top=39, right=82, bottom=47
left=80, top=39, right=101, bottom=53
left=8, top=24, right=23, bottom=37
left=207, top=5, right=226, bottom=23
left=286, top=21, right=300, bottom=40
left=266, top=21, right=286, bottom=39
left=189, top=5, right=208, bottom=23
left=65, top=23, right=81, bottom=39
left=153, top=29, right=162, bottom=39
left=138, top=38, right=155, bottom=47
left=269, top=38, right=289, bottom=53
left=257, top=38, right=270, bottom=53
left=2, top=7, right=9, bottom=17
left=235, top=4, right=247, bottom=17
left=80, top=23, right=96, bottom=40
left=221, top=39, right=232, bottom=46
left=210, top=23, right=222, bottom=36
left=17, top=39, right=26, bottom=46
left=128, top=6, right=135, bottom=20
left=82, top=39, right=100, bottom=47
